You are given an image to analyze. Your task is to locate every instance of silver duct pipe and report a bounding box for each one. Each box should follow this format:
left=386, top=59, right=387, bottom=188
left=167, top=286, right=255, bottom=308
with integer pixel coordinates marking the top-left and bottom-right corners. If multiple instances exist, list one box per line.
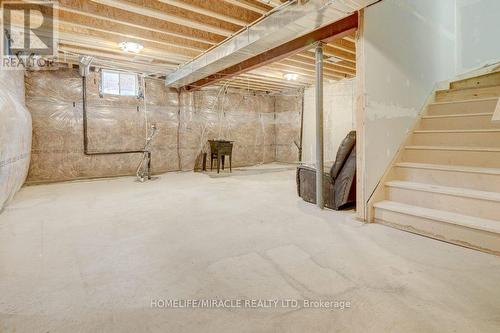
left=165, top=0, right=377, bottom=88
left=78, top=55, right=93, bottom=77
left=315, top=43, right=324, bottom=209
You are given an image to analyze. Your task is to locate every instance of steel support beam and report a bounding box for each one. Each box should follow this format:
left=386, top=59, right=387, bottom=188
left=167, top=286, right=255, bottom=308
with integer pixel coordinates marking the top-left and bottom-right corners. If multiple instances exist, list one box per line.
left=315, top=42, right=324, bottom=209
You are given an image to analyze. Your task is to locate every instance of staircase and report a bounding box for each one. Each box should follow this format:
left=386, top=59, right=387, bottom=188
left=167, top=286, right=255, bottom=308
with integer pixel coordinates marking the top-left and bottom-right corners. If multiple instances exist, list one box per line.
left=372, top=71, right=500, bottom=255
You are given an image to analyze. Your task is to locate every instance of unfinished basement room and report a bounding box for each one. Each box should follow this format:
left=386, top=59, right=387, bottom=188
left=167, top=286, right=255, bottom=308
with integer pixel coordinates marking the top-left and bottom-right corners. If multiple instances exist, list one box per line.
left=1, top=0, right=500, bottom=332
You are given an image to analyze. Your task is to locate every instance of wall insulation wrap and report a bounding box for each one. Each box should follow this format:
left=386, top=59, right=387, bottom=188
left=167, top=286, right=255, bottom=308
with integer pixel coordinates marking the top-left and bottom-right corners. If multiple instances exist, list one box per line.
left=275, top=94, right=303, bottom=163
left=26, top=69, right=303, bottom=183
left=0, top=70, right=32, bottom=210
left=25, top=69, right=179, bottom=183
left=179, top=87, right=277, bottom=170
left=302, top=79, right=356, bottom=165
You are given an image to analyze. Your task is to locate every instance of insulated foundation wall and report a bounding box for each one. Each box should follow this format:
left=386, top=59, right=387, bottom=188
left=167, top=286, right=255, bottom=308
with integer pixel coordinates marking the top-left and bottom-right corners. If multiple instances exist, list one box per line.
left=26, top=69, right=179, bottom=183
left=0, top=70, right=32, bottom=210
left=179, top=87, right=277, bottom=170
left=25, top=69, right=303, bottom=182
left=275, top=93, right=303, bottom=163
left=302, top=79, right=356, bottom=166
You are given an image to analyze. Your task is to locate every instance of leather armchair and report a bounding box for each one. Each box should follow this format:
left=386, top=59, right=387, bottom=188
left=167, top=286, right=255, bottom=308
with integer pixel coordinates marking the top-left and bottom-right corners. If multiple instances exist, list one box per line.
left=296, top=131, right=356, bottom=210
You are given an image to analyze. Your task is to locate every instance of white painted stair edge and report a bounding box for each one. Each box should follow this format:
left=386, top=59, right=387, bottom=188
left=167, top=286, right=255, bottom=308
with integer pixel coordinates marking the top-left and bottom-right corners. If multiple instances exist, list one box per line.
left=385, top=180, right=500, bottom=202
left=394, top=162, right=500, bottom=175
left=374, top=200, right=500, bottom=234
left=374, top=201, right=500, bottom=255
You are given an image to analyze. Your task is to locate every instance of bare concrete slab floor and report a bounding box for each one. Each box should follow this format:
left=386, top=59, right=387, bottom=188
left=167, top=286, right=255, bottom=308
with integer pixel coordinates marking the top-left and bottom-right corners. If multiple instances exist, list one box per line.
left=1, top=164, right=499, bottom=332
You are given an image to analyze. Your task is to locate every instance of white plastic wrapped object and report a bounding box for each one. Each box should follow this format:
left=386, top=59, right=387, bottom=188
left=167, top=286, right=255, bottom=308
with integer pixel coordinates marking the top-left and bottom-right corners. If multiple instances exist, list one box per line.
left=0, top=69, right=32, bottom=210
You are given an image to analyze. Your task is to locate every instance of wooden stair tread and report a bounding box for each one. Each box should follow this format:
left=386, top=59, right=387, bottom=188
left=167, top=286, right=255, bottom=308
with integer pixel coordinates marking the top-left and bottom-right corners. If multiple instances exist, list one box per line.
left=422, top=112, right=494, bottom=119
left=385, top=180, right=500, bottom=202
left=395, top=162, right=500, bottom=175
left=374, top=200, right=500, bottom=234
left=430, top=97, right=498, bottom=106
left=437, top=84, right=500, bottom=94
left=414, top=129, right=500, bottom=133
left=405, top=145, right=500, bottom=152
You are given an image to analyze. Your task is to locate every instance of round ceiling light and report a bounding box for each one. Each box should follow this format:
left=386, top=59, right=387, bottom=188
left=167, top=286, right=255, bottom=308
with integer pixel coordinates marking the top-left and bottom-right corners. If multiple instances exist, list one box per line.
left=119, top=41, right=144, bottom=53
left=283, top=73, right=298, bottom=81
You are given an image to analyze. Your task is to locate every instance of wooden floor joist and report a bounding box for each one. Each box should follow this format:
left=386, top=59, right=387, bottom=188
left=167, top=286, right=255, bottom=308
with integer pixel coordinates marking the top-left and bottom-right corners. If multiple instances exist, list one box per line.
left=57, top=0, right=225, bottom=44
left=184, top=12, right=358, bottom=91
left=26, top=0, right=358, bottom=92
left=91, top=0, right=241, bottom=36
left=158, top=0, right=258, bottom=26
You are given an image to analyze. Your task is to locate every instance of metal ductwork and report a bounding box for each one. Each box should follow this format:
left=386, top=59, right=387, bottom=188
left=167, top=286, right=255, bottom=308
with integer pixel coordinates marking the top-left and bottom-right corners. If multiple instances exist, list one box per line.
left=78, top=55, right=94, bottom=77
left=165, top=0, right=376, bottom=89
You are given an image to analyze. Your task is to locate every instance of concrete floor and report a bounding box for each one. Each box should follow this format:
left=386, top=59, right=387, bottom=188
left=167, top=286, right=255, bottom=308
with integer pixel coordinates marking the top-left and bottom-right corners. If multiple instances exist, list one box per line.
left=1, top=164, right=499, bottom=333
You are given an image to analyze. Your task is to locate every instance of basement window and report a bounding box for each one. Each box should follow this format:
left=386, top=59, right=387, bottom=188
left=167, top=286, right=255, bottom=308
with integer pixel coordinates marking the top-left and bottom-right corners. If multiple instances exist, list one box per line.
left=101, top=70, right=138, bottom=96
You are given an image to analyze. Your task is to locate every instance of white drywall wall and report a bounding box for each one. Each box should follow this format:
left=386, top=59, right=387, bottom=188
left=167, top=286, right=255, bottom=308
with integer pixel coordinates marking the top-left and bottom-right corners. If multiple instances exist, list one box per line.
left=456, top=0, right=500, bottom=74
left=362, top=0, right=457, bottom=206
left=302, top=79, right=355, bottom=165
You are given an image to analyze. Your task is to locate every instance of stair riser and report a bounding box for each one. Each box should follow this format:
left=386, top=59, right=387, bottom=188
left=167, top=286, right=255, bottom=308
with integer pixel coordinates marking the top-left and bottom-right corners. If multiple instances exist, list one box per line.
left=393, top=167, right=500, bottom=192
left=386, top=186, right=500, bottom=220
left=450, top=72, right=500, bottom=90
left=435, top=86, right=500, bottom=102
left=411, top=132, right=500, bottom=147
left=375, top=209, right=500, bottom=255
left=403, top=149, right=500, bottom=168
left=420, top=115, right=499, bottom=130
left=427, top=99, right=498, bottom=116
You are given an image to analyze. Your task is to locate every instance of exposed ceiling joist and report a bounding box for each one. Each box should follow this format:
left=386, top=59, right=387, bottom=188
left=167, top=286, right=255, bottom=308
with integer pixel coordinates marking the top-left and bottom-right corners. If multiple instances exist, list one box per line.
left=55, top=9, right=212, bottom=51
left=295, top=52, right=355, bottom=72
left=223, top=0, right=273, bottom=14
left=91, top=0, right=240, bottom=36
left=240, top=73, right=306, bottom=87
left=58, top=45, right=177, bottom=68
left=328, top=38, right=356, bottom=54
left=279, top=58, right=355, bottom=77
left=270, top=63, right=345, bottom=80
left=215, top=83, right=279, bottom=92
left=158, top=0, right=259, bottom=26
left=323, top=44, right=356, bottom=63
left=229, top=77, right=299, bottom=89
left=23, top=0, right=359, bottom=93
left=57, top=24, right=198, bottom=60
left=244, top=69, right=315, bottom=85
left=59, top=53, right=174, bottom=75
left=287, top=55, right=355, bottom=75
left=56, top=37, right=190, bottom=65
left=56, top=0, right=224, bottom=44
left=224, top=79, right=285, bottom=90
left=184, top=12, right=358, bottom=91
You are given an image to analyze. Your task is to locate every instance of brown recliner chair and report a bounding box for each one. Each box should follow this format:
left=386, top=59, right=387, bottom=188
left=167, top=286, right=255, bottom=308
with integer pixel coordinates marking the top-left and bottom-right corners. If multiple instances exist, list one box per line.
left=296, top=131, right=356, bottom=210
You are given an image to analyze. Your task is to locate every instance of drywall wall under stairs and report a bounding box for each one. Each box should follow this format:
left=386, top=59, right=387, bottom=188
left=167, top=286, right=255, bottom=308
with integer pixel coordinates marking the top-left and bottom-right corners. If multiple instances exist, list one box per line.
left=371, top=71, right=500, bottom=255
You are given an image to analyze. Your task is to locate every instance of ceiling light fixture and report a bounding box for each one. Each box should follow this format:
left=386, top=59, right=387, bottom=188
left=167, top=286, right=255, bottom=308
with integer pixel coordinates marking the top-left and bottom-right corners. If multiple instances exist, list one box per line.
left=326, top=56, right=343, bottom=63
left=283, top=73, right=298, bottom=81
left=119, top=41, right=144, bottom=53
